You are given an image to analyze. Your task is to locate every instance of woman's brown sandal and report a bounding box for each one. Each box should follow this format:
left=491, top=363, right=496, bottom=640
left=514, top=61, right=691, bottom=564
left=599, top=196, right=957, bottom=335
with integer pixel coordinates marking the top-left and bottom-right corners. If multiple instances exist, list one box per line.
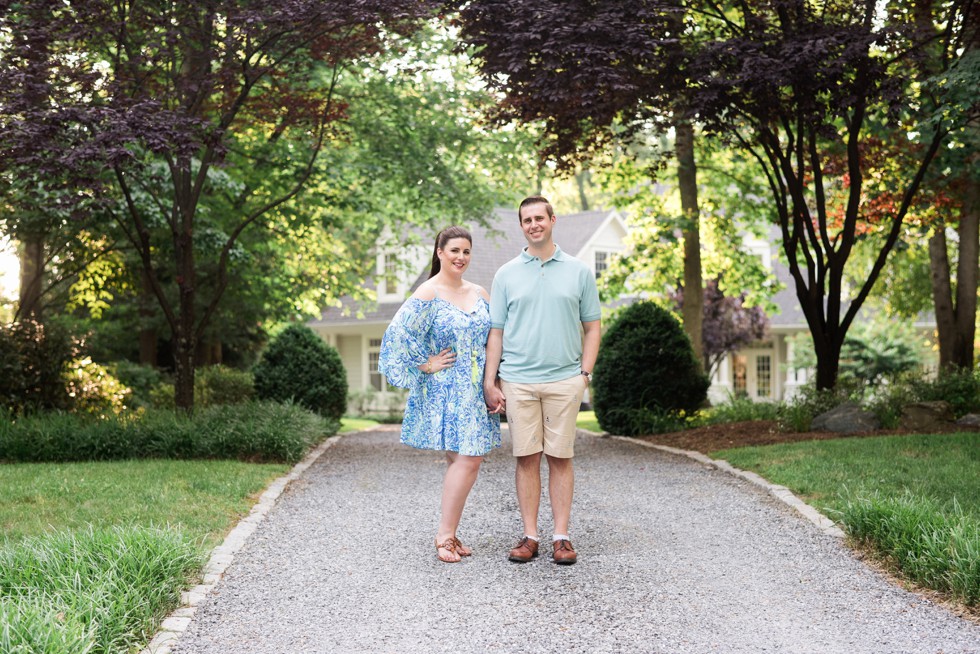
left=451, top=537, right=472, bottom=557
left=435, top=537, right=461, bottom=563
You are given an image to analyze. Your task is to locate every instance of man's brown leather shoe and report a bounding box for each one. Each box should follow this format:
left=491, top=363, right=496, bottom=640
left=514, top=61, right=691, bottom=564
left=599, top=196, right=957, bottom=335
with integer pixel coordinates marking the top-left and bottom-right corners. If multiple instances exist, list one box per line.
left=508, top=536, right=539, bottom=562
left=552, top=539, right=577, bottom=565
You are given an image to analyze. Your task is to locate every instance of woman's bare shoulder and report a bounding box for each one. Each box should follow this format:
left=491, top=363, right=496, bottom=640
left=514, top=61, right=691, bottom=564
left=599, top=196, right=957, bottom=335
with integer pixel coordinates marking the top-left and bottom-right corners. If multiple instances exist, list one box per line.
left=411, top=281, right=437, bottom=302
left=472, top=283, right=491, bottom=302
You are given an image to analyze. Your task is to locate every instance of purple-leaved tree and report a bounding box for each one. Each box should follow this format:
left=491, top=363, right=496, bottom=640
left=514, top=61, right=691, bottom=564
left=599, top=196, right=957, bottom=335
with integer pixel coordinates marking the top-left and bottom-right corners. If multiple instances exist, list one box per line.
left=456, top=0, right=976, bottom=389
left=672, top=278, right=769, bottom=379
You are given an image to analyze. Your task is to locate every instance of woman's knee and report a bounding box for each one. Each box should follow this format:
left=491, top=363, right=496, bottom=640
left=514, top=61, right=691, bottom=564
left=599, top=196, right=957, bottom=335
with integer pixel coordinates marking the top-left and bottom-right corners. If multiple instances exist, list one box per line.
left=449, top=453, right=483, bottom=470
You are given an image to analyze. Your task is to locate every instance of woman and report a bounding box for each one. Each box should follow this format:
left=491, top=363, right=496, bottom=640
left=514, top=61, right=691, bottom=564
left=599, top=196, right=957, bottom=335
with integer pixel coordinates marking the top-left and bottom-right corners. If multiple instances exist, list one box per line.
left=379, top=226, right=502, bottom=563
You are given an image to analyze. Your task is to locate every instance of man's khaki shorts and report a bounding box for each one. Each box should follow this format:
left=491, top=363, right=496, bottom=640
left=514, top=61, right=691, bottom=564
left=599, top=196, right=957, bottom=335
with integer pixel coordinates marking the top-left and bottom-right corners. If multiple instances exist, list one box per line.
left=501, top=375, right=587, bottom=458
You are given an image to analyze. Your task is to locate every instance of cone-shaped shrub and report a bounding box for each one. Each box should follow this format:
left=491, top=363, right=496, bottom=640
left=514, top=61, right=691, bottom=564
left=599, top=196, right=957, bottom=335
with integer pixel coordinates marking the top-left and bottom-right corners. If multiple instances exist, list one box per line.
left=592, top=301, right=709, bottom=435
left=253, top=325, right=347, bottom=419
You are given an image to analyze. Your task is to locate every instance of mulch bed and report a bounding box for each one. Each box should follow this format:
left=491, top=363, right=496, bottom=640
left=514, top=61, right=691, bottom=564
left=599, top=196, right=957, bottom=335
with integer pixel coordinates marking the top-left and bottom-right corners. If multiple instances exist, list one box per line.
left=631, top=420, right=980, bottom=455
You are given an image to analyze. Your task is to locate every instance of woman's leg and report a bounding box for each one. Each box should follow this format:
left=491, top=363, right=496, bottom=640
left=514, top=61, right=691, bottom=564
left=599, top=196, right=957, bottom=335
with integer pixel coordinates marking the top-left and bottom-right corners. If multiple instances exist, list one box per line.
left=435, top=452, right=483, bottom=562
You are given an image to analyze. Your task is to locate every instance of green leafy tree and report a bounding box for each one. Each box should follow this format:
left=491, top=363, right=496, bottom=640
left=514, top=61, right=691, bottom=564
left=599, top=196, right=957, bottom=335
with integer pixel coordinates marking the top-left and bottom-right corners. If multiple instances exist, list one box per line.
left=687, top=0, right=975, bottom=389
left=59, top=23, right=541, bottom=371
left=0, top=0, right=441, bottom=410
left=595, top=140, right=779, bottom=312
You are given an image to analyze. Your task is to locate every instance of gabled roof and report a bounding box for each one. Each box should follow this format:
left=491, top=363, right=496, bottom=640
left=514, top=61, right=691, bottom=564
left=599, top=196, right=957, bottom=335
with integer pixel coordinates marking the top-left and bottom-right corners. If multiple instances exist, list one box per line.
left=309, top=208, right=620, bottom=327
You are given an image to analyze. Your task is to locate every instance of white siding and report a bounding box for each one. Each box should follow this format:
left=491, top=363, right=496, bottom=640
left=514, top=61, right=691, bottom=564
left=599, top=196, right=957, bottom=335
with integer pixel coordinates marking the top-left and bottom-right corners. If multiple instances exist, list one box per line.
left=336, top=335, right=363, bottom=391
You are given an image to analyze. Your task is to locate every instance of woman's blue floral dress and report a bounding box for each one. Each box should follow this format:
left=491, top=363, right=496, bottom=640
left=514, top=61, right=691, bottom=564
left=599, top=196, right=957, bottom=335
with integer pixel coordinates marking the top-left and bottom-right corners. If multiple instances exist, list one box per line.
left=379, top=296, right=501, bottom=456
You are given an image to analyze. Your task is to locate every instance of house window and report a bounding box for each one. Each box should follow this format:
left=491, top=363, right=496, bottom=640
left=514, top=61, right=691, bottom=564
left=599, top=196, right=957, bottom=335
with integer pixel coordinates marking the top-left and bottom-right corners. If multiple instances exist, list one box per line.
left=368, top=338, right=387, bottom=391
left=733, top=354, right=748, bottom=397
left=381, top=253, right=398, bottom=296
left=594, top=251, right=609, bottom=279
left=756, top=355, right=772, bottom=398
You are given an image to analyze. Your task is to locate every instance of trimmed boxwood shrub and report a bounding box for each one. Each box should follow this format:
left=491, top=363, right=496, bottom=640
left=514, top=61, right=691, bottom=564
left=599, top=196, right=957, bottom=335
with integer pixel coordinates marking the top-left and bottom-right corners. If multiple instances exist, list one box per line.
left=592, top=301, right=709, bottom=436
left=253, top=324, right=347, bottom=419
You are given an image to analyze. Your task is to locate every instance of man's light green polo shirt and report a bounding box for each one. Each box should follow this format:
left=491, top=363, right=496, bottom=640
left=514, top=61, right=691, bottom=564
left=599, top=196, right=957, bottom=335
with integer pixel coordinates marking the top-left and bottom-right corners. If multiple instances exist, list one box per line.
left=490, top=245, right=601, bottom=383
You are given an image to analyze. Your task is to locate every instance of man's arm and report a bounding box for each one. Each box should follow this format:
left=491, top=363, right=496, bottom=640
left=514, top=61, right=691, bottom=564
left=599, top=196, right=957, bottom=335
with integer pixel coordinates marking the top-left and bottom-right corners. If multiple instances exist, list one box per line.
left=581, top=319, right=601, bottom=380
left=483, top=327, right=506, bottom=412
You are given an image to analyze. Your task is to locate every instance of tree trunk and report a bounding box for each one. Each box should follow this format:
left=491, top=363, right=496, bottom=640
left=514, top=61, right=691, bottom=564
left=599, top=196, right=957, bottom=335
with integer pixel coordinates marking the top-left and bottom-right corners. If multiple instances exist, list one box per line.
left=173, top=288, right=196, bottom=410
left=575, top=170, right=591, bottom=211
left=17, top=235, right=44, bottom=321
left=139, top=269, right=158, bottom=367
left=928, top=226, right=955, bottom=368
left=173, top=166, right=197, bottom=412
left=811, top=329, right=842, bottom=391
left=951, top=176, right=978, bottom=368
left=675, top=119, right=704, bottom=371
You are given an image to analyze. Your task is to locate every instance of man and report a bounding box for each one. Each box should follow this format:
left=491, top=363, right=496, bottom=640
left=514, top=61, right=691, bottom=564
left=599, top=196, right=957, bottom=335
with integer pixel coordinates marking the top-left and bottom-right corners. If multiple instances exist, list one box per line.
left=484, top=196, right=601, bottom=565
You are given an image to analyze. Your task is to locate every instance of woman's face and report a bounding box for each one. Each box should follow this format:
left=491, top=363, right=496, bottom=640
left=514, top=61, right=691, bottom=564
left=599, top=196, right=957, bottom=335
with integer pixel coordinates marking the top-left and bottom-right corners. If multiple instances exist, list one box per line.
left=438, top=237, right=472, bottom=275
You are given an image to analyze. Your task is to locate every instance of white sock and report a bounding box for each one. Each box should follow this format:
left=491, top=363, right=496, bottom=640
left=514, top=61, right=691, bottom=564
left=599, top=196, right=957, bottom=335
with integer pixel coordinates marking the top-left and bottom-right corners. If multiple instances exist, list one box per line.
left=552, top=534, right=569, bottom=542
left=525, top=535, right=539, bottom=542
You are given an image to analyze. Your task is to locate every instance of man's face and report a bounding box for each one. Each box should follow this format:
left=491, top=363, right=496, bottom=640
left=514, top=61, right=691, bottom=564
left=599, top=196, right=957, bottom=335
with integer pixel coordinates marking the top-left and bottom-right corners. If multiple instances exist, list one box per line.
left=519, top=202, right=555, bottom=248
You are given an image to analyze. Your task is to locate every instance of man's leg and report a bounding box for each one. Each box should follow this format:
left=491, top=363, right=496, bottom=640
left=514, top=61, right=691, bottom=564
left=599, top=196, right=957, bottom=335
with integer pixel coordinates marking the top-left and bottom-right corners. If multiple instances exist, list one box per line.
left=515, top=451, right=543, bottom=538
left=540, top=376, right=586, bottom=564
left=508, top=452, right=542, bottom=562
left=545, top=454, right=573, bottom=536
left=502, top=380, right=545, bottom=562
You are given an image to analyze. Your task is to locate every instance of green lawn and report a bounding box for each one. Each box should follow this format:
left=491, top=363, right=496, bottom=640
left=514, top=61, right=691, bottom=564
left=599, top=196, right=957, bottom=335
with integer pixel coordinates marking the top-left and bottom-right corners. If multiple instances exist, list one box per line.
left=2, top=422, right=369, bottom=547
left=340, top=417, right=380, bottom=432
left=0, top=459, right=289, bottom=546
left=714, top=432, right=980, bottom=518
left=0, top=416, right=371, bottom=652
left=0, top=457, right=289, bottom=652
left=576, top=410, right=601, bottom=433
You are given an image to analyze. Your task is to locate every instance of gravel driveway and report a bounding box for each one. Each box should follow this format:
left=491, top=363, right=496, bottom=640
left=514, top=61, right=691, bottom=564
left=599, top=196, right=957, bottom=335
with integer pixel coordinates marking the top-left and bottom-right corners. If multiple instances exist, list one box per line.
left=171, top=427, right=979, bottom=654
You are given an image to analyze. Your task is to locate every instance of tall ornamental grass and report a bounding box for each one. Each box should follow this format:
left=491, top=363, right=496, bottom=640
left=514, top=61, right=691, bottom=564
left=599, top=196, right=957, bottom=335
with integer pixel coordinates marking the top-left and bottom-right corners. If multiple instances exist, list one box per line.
left=839, top=494, right=979, bottom=606
left=0, top=400, right=336, bottom=464
left=718, top=433, right=979, bottom=606
left=0, top=526, right=201, bottom=654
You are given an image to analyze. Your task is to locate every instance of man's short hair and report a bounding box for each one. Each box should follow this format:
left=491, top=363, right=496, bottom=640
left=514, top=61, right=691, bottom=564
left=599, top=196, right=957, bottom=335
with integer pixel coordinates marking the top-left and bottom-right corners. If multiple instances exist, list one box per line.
left=518, top=195, right=554, bottom=222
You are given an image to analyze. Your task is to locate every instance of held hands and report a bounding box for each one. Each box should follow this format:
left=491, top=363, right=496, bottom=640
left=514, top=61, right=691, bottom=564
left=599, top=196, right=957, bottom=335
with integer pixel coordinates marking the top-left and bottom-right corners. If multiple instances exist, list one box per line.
left=422, top=347, right=456, bottom=374
left=484, top=380, right=506, bottom=415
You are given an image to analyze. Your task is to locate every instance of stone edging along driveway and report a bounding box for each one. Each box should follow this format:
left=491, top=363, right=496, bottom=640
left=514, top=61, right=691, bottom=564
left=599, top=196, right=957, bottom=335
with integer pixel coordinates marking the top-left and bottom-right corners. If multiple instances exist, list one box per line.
left=610, top=434, right=845, bottom=539
left=141, top=428, right=843, bottom=654
left=140, top=433, right=346, bottom=654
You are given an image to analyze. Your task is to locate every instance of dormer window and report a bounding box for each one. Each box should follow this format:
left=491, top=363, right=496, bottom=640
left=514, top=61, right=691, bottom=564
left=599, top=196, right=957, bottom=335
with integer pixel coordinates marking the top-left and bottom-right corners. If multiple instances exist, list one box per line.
left=377, top=250, right=402, bottom=300
left=594, top=250, right=610, bottom=279
left=382, top=253, right=398, bottom=295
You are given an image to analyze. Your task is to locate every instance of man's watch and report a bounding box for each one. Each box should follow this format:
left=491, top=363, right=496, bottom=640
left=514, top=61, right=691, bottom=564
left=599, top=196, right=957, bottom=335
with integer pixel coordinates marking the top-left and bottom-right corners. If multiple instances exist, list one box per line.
left=581, top=370, right=593, bottom=382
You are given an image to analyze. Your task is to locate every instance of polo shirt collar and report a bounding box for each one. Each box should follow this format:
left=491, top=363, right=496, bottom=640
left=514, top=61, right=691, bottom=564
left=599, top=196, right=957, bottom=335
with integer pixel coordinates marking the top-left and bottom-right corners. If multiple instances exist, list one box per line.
left=520, top=244, right=566, bottom=264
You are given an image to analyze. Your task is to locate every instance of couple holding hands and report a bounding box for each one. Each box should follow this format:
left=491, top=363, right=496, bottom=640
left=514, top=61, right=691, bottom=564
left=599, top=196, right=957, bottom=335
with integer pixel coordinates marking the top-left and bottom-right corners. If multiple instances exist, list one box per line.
left=379, top=196, right=602, bottom=565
